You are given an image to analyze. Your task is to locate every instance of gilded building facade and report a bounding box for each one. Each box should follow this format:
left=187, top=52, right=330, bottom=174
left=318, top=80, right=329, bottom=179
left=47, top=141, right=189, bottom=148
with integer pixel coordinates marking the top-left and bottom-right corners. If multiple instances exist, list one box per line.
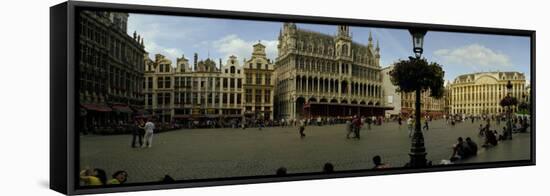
left=449, top=71, right=526, bottom=115
left=144, top=54, right=246, bottom=124
left=275, top=23, right=388, bottom=120
left=79, top=11, right=146, bottom=130
left=243, top=43, right=275, bottom=121
left=143, top=43, right=273, bottom=124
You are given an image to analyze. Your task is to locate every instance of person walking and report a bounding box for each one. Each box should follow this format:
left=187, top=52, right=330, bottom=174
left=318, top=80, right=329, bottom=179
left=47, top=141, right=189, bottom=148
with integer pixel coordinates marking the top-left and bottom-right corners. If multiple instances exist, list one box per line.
left=298, top=118, right=306, bottom=138
left=142, top=118, right=155, bottom=148
left=423, top=120, right=429, bottom=131
left=352, top=116, right=362, bottom=139
left=345, top=119, right=353, bottom=139
left=398, top=116, right=402, bottom=126
left=131, top=119, right=144, bottom=148
left=407, top=116, right=414, bottom=138
left=366, top=116, right=372, bottom=130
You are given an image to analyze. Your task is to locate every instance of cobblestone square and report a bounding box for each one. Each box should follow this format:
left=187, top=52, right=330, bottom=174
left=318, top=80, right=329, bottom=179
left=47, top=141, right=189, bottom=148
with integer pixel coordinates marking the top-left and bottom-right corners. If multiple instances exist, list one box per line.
left=80, top=119, right=531, bottom=183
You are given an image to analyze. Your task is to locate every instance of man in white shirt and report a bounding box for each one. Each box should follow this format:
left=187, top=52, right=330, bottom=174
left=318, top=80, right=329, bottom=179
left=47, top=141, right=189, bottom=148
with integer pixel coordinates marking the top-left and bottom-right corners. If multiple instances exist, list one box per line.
left=142, top=118, right=155, bottom=148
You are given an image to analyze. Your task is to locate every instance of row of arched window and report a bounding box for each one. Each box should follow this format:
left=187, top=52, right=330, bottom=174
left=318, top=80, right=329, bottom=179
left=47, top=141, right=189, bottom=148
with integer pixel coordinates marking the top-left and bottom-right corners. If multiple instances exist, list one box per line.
left=295, top=75, right=382, bottom=98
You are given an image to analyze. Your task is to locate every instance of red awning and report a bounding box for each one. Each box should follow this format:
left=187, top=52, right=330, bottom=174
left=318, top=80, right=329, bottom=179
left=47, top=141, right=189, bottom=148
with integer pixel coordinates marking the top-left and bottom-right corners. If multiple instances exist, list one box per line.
left=111, top=104, right=133, bottom=113
left=81, top=103, right=112, bottom=112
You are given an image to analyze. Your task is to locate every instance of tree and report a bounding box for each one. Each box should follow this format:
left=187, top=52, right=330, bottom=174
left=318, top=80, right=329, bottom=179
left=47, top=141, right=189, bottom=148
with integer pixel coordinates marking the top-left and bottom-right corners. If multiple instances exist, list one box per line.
left=389, top=57, right=445, bottom=98
left=517, top=101, right=530, bottom=114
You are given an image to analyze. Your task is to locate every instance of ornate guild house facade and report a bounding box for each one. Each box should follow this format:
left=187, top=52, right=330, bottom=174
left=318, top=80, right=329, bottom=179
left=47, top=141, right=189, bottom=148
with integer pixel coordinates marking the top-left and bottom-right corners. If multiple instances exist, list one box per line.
left=143, top=43, right=274, bottom=126
left=449, top=71, right=527, bottom=115
left=243, top=43, right=275, bottom=121
left=275, top=23, right=389, bottom=120
left=144, top=53, right=246, bottom=125
left=79, top=11, right=146, bottom=132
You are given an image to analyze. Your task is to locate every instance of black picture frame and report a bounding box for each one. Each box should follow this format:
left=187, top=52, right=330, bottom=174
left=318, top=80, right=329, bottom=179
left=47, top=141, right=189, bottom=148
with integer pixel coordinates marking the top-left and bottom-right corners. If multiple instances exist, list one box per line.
left=50, top=1, right=536, bottom=195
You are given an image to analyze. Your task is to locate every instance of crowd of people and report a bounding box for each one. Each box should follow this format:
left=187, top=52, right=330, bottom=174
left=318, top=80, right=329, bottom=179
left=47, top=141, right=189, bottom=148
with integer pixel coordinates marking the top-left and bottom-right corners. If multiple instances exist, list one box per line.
left=81, top=112, right=529, bottom=186
left=80, top=154, right=391, bottom=187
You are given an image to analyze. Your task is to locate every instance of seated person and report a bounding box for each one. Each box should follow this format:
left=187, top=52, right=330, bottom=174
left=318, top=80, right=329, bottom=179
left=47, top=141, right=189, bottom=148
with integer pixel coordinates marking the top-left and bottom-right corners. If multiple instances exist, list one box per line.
left=478, top=124, right=485, bottom=137
left=484, top=130, right=498, bottom=147
left=450, top=137, right=472, bottom=161
left=465, top=137, right=478, bottom=156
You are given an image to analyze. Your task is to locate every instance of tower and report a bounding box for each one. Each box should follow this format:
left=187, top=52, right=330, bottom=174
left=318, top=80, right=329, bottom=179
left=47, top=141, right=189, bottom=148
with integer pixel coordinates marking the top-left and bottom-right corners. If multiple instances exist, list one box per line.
left=335, top=25, right=352, bottom=58
left=375, top=40, right=381, bottom=66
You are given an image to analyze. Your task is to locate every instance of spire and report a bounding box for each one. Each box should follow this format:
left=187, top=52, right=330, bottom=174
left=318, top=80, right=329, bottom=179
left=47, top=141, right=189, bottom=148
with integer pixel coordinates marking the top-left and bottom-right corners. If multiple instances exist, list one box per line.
left=337, top=25, right=350, bottom=37
left=376, top=40, right=380, bottom=51
left=369, top=31, right=373, bottom=41
left=219, top=58, right=222, bottom=68
left=193, top=53, right=198, bottom=71
left=133, top=31, right=136, bottom=39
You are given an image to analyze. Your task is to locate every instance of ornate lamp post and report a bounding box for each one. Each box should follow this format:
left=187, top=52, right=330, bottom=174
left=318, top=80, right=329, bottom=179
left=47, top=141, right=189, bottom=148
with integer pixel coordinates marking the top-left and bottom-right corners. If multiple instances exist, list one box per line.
left=408, top=28, right=429, bottom=168
left=506, top=80, right=513, bottom=139
left=410, top=29, right=427, bottom=59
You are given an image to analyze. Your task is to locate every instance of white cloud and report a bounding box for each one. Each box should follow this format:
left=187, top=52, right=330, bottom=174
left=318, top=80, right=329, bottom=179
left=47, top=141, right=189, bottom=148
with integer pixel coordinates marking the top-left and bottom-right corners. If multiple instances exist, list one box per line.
left=211, top=34, right=278, bottom=63
left=433, top=44, right=512, bottom=67
left=143, top=40, right=183, bottom=66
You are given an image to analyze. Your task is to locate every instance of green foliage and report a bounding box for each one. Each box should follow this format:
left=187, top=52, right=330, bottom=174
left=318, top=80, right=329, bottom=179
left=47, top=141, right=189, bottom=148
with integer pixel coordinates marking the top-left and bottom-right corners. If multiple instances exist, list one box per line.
left=389, top=58, right=445, bottom=98
left=517, top=101, right=530, bottom=112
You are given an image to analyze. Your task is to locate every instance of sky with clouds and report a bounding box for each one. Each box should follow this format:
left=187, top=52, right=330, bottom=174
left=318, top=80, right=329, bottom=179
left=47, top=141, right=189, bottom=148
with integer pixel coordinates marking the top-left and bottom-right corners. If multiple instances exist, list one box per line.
left=127, top=13, right=531, bottom=81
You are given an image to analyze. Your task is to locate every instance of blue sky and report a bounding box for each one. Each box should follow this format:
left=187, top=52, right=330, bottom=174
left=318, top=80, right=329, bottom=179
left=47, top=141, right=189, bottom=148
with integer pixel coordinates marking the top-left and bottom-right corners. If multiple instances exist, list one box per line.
left=127, top=13, right=531, bottom=82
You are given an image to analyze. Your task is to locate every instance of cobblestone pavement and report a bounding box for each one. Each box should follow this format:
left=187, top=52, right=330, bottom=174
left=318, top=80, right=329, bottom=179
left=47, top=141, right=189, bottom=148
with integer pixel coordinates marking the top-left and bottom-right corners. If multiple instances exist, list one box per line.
left=80, top=119, right=531, bottom=183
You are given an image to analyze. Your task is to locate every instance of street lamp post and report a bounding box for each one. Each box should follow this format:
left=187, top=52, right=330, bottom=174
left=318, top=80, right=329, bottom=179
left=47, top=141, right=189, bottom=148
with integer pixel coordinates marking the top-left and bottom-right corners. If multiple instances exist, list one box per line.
left=506, top=80, right=513, bottom=140
left=408, top=28, right=429, bottom=168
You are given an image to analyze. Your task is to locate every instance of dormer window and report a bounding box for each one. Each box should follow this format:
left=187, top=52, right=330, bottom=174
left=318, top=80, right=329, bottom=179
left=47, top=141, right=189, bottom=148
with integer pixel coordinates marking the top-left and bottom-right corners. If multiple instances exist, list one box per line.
left=230, top=66, right=235, bottom=74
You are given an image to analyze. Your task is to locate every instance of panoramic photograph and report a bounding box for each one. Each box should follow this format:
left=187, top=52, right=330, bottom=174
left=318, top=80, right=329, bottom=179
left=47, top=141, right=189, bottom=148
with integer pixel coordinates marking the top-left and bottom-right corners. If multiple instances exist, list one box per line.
left=76, top=10, right=532, bottom=186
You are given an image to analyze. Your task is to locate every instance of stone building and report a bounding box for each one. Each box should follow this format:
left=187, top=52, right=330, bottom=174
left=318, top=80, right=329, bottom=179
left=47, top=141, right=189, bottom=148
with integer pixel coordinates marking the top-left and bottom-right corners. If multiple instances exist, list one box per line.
left=381, top=66, right=400, bottom=118
left=444, top=81, right=452, bottom=115
left=400, top=89, right=446, bottom=118
left=143, top=54, right=173, bottom=123
left=275, top=23, right=389, bottom=120
left=449, top=71, right=527, bottom=115
left=144, top=53, right=245, bottom=126
left=78, top=11, right=146, bottom=131
left=243, top=43, right=275, bottom=121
